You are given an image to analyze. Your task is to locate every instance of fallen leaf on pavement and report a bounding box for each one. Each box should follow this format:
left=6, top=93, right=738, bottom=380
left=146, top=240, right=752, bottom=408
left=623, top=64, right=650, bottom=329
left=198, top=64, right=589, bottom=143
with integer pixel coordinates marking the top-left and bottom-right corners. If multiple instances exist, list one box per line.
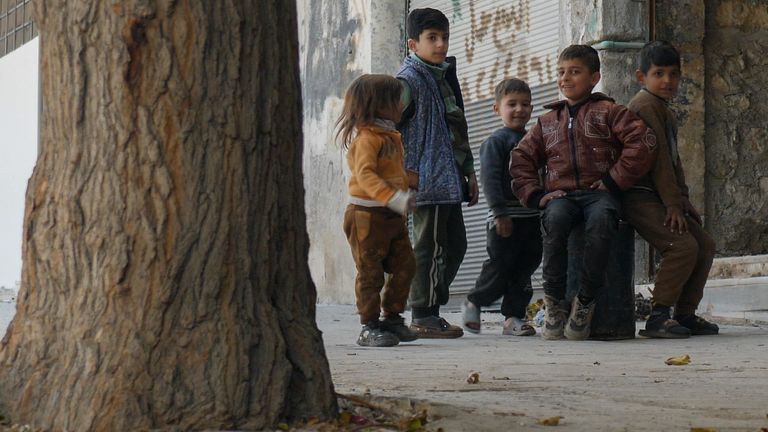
left=538, top=416, right=563, bottom=426
left=338, top=411, right=352, bottom=427
left=405, top=418, right=422, bottom=431
left=665, top=354, right=691, bottom=366
left=690, top=428, right=718, bottom=432
left=467, top=371, right=480, bottom=384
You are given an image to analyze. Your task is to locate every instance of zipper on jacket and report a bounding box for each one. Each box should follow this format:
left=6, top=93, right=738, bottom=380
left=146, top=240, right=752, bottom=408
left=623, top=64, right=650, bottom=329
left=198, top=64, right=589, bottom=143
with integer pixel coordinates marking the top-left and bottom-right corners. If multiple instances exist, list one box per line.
left=568, top=115, right=581, bottom=189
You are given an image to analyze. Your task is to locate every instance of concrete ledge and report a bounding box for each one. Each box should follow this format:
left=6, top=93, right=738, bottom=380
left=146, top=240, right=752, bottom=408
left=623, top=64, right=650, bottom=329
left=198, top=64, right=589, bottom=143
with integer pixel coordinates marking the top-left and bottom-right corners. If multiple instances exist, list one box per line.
left=709, top=254, right=768, bottom=279
left=638, top=276, right=768, bottom=325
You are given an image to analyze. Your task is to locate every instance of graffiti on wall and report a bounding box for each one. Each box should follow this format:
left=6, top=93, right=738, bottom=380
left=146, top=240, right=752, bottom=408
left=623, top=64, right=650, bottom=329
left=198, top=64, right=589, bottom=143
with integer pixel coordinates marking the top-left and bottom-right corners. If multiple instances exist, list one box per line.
left=444, top=0, right=557, bottom=103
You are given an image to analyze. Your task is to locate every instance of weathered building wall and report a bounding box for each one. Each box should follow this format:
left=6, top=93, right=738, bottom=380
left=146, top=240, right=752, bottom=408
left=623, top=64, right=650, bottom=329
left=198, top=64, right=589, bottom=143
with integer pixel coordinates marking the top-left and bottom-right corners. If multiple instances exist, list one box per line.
left=654, top=0, right=707, bottom=221
left=560, top=0, right=646, bottom=104
left=702, top=0, right=768, bottom=255
left=298, top=0, right=405, bottom=303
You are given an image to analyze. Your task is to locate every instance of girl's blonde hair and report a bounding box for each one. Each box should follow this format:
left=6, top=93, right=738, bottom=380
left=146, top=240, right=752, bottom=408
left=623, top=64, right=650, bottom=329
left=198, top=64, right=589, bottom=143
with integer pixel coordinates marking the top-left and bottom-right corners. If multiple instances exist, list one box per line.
left=335, top=74, right=402, bottom=149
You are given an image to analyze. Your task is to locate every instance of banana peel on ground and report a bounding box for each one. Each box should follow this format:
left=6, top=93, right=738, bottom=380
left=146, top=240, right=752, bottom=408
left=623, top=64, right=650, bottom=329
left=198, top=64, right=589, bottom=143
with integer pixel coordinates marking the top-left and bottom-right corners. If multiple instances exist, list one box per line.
left=665, top=354, right=691, bottom=366
left=538, top=415, right=563, bottom=426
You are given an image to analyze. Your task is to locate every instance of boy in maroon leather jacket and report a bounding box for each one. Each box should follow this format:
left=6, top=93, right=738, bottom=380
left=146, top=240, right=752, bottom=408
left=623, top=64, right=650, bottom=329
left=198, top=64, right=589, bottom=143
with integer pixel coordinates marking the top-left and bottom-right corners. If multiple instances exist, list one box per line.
left=511, top=45, right=656, bottom=340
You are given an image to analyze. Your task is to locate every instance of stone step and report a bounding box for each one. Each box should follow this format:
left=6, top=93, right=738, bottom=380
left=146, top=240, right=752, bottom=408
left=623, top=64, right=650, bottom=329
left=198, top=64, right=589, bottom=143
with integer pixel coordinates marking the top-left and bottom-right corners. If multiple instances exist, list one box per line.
left=709, top=254, right=768, bottom=279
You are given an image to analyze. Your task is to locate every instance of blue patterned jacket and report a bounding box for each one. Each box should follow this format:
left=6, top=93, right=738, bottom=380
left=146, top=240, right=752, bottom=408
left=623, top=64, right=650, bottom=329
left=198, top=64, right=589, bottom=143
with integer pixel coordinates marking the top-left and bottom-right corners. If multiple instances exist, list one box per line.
left=396, top=56, right=465, bottom=205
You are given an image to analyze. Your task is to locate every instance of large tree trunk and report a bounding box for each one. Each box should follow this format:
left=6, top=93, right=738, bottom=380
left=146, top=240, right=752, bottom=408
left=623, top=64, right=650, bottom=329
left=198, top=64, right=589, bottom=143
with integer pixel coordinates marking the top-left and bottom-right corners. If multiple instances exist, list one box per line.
left=0, top=1, right=337, bottom=430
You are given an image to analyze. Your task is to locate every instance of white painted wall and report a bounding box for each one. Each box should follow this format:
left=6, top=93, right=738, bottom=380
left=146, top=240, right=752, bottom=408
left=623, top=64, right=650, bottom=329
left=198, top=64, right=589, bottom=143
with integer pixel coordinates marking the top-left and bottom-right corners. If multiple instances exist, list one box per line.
left=0, top=38, right=38, bottom=290
left=298, top=0, right=406, bottom=304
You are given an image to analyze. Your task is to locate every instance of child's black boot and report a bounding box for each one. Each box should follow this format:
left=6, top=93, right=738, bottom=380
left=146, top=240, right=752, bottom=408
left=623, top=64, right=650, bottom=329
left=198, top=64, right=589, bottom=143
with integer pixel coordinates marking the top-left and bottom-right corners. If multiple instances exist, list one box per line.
left=380, top=314, right=418, bottom=342
left=357, top=321, right=399, bottom=347
left=674, top=314, right=719, bottom=335
left=639, top=305, right=690, bottom=338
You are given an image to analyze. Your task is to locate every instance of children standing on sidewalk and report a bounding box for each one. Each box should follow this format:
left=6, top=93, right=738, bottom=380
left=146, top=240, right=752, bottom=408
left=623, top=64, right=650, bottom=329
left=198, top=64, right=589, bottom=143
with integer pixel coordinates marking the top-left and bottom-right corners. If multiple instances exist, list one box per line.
left=337, top=74, right=419, bottom=347
left=462, top=78, right=542, bottom=336
left=511, top=45, right=656, bottom=340
left=625, top=41, right=718, bottom=338
left=396, top=8, right=478, bottom=339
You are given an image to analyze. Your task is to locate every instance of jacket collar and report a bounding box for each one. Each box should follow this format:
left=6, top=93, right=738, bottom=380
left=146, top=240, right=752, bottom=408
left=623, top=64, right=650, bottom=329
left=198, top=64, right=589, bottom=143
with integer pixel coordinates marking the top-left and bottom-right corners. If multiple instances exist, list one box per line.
left=543, top=92, right=615, bottom=111
left=640, top=88, right=670, bottom=105
left=373, top=118, right=397, bottom=131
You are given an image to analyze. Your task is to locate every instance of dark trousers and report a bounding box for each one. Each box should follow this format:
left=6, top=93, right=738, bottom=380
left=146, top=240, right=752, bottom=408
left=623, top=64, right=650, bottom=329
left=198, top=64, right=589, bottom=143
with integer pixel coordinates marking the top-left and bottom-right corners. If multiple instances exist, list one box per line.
left=408, top=203, right=467, bottom=316
left=344, top=205, right=416, bottom=324
left=468, top=216, right=542, bottom=318
left=541, top=191, right=620, bottom=300
left=623, top=191, right=715, bottom=315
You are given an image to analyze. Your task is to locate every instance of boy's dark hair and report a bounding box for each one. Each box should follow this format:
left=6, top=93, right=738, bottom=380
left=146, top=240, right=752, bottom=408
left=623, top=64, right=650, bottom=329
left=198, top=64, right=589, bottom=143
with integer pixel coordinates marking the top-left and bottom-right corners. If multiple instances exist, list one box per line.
left=559, top=44, right=600, bottom=73
left=494, top=78, right=531, bottom=102
left=638, top=40, right=681, bottom=73
left=407, top=8, right=449, bottom=40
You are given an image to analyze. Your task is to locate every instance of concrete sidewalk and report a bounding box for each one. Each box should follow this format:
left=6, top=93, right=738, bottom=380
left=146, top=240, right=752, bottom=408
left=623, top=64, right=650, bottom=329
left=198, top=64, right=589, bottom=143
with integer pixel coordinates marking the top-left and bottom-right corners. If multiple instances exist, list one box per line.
left=319, top=304, right=768, bottom=431
left=1, top=301, right=767, bottom=431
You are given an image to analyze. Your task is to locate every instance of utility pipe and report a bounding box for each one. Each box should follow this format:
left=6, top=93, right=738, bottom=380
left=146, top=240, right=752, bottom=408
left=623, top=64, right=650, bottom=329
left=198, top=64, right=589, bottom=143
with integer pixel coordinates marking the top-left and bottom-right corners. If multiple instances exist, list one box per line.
left=591, top=40, right=646, bottom=51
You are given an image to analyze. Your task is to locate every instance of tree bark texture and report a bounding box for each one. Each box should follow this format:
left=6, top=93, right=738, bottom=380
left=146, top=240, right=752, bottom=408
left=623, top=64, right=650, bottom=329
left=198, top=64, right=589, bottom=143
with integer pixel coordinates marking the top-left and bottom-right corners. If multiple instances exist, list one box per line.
left=0, top=1, right=337, bottom=430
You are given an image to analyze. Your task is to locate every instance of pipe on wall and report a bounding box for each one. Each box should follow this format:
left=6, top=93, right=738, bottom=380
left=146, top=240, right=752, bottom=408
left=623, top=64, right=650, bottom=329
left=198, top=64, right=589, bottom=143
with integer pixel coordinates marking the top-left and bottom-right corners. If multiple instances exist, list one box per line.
left=591, top=40, right=647, bottom=51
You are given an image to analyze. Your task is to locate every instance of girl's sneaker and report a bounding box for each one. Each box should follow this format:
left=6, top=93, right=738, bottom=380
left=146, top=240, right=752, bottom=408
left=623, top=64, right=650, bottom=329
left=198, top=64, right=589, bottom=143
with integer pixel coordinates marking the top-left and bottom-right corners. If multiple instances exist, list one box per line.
left=357, top=322, right=399, bottom=347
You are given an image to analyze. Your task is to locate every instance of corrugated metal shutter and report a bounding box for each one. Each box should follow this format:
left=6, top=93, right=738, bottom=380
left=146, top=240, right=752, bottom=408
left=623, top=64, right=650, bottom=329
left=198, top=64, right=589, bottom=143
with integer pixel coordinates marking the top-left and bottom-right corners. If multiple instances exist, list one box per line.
left=408, top=0, right=560, bottom=297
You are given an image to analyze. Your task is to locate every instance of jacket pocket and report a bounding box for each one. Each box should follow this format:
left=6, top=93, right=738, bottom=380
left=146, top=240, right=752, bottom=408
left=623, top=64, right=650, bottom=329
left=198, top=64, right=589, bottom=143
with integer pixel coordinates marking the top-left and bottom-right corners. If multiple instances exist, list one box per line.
left=590, top=146, right=617, bottom=173
left=585, top=110, right=611, bottom=139
left=543, top=123, right=559, bottom=150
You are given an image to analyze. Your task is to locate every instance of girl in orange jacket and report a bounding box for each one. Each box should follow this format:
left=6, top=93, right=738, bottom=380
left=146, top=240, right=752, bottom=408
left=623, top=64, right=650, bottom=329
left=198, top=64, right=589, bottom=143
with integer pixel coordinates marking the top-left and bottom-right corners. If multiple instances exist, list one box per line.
left=336, top=75, right=418, bottom=347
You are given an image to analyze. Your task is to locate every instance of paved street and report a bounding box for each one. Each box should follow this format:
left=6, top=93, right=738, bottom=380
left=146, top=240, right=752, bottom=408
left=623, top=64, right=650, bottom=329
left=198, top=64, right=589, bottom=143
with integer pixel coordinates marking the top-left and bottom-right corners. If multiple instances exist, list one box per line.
left=318, top=304, right=768, bottom=431
left=1, top=300, right=767, bottom=431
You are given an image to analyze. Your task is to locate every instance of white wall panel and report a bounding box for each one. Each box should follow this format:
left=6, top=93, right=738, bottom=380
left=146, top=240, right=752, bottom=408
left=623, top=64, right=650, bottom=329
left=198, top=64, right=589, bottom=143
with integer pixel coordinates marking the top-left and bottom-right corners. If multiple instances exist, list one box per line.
left=0, top=37, right=38, bottom=290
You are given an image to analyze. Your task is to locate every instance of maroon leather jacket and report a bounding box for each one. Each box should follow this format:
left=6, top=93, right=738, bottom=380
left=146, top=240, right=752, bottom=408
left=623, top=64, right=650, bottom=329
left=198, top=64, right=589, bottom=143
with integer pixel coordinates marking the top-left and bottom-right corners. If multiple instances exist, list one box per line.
left=510, top=93, right=657, bottom=208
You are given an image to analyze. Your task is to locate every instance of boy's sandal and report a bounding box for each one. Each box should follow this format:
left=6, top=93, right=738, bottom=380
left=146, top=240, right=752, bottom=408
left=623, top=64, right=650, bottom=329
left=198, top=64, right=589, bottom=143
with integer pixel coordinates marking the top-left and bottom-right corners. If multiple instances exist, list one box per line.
left=503, top=316, right=536, bottom=336
left=461, top=300, right=481, bottom=334
left=638, top=319, right=690, bottom=339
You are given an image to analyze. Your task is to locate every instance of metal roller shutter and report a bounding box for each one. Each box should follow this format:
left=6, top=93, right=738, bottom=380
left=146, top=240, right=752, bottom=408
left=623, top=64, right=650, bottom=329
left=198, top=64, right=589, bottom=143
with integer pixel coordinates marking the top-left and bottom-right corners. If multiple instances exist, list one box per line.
left=407, top=0, right=560, bottom=297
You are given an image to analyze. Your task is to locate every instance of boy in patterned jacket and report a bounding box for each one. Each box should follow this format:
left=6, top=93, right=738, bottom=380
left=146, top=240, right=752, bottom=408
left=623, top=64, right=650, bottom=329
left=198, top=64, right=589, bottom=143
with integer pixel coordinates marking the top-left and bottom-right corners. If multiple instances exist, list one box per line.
left=397, top=8, right=478, bottom=339
left=511, top=45, right=656, bottom=340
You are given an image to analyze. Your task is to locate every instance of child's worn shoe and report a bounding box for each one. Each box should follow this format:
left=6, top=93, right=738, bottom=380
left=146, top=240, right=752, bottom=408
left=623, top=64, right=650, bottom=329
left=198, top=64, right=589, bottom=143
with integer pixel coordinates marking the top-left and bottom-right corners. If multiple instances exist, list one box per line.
left=564, top=296, right=596, bottom=340
left=675, top=314, right=719, bottom=335
left=357, top=322, right=399, bottom=347
left=379, top=314, right=418, bottom=342
left=409, top=316, right=464, bottom=339
left=461, top=299, right=482, bottom=334
left=542, top=295, right=568, bottom=340
left=503, top=316, right=536, bottom=336
left=638, top=310, right=690, bottom=339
